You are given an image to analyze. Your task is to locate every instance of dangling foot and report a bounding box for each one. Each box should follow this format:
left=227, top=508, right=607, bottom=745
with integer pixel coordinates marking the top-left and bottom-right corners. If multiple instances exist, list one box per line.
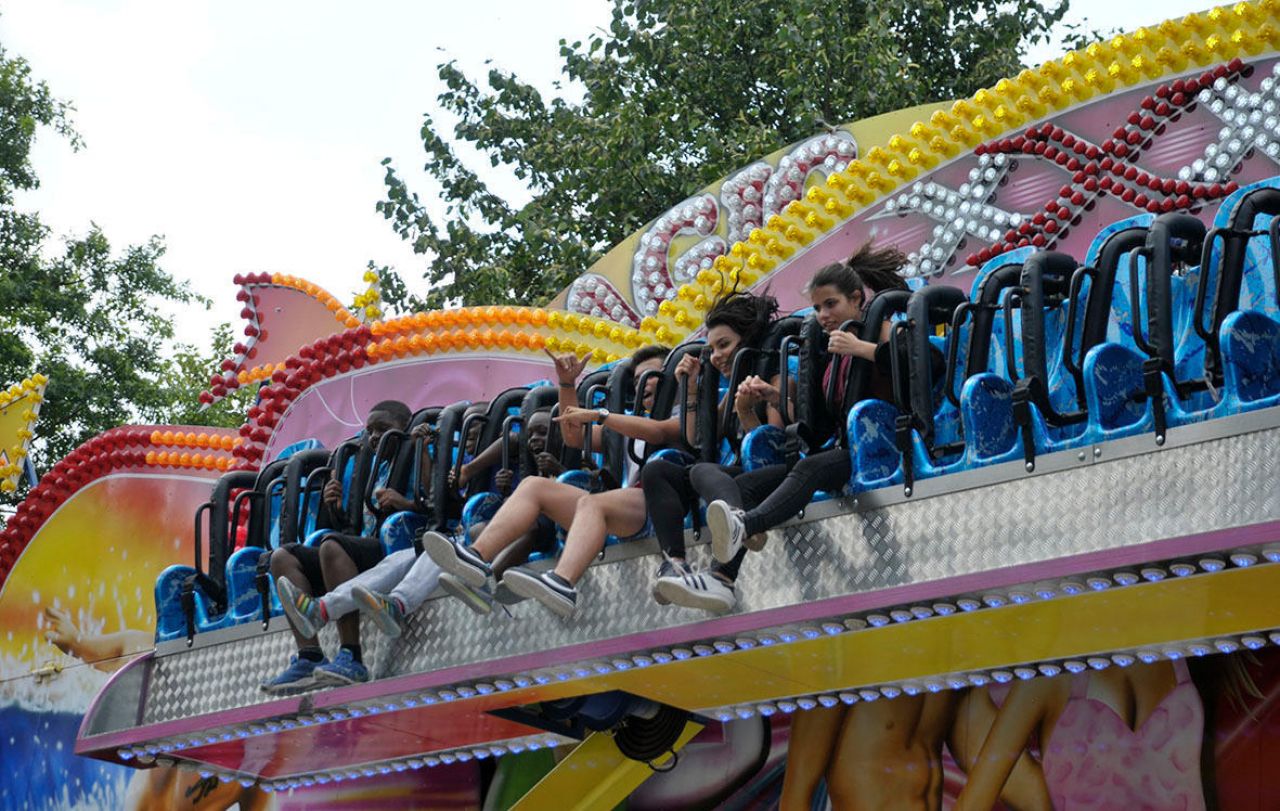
left=706, top=500, right=747, bottom=563
left=353, top=585, right=407, bottom=638
left=438, top=573, right=496, bottom=615
left=314, top=647, right=369, bottom=686
left=421, top=531, right=491, bottom=589
left=501, top=567, right=578, bottom=618
left=260, top=652, right=327, bottom=695
left=276, top=576, right=328, bottom=639
left=651, top=556, right=692, bottom=605
left=655, top=568, right=737, bottom=614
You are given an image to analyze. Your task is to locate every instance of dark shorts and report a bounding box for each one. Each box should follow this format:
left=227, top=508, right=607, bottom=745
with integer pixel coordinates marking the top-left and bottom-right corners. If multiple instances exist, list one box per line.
left=281, top=533, right=385, bottom=594
left=532, top=514, right=558, bottom=555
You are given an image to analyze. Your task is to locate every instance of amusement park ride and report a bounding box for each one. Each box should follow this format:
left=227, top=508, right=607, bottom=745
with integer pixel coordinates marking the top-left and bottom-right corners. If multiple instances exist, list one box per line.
left=6, top=2, right=1280, bottom=808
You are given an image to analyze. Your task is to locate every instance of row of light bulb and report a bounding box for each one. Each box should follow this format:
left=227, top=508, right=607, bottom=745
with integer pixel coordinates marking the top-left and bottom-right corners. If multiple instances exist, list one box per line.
left=883, top=153, right=1018, bottom=277
left=1186, top=62, right=1280, bottom=182
left=114, top=541, right=1277, bottom=782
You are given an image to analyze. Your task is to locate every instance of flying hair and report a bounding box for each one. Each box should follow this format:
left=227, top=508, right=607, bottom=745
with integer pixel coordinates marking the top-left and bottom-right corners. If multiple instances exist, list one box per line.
left=705, top=290, right=780, bottom=348
left=804, top=240, right=910, bottom=298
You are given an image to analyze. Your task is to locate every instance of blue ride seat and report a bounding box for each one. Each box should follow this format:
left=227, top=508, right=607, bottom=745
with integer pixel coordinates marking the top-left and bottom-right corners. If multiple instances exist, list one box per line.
left=958, top=374, right=1021, bottom=467
left=1221, top=309, right=1280, bottom=410
left=847, top=399, right=903, bottom=492
left=1080, top=342, right=1153, bottom=442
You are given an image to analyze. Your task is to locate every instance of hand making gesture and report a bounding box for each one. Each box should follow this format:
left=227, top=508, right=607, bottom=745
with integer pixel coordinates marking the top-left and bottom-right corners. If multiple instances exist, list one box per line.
left=546, top=347, right=590, bottom=387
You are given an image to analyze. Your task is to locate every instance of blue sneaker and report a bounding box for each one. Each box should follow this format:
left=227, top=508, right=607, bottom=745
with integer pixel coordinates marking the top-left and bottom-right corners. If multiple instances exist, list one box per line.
left=260, top=654, right=327, bottom=696
left=314, top=648, right=369, bottom=686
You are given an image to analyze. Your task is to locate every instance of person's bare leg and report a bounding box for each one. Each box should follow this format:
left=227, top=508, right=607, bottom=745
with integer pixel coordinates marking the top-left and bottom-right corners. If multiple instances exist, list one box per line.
left=492, top=529, right=537, bottom=579
left=472, top=478, right=584, bottom=561
left=553, top=489, right=647, bottom=585
left=318, top=539, right=361, bottom=649
left=269, top=548, right=318, bottom=649
left=779, top=705, right=845, bottom=811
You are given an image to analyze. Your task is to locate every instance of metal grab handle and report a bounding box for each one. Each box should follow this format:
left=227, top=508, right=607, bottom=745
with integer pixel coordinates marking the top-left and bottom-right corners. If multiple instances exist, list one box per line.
left=1127, top=246, right=1155, bottom=357
left=501, top=413, right=524, bottom=473
left=677, top=373, right=693, bottom=454
left=888, top=321, right=911, bottom=411
left=230, top=490, right=263, bottom=549
left=1002, top=290, right=1024, bottom=384
left=778, top=334, right=801, bottom=426
left=720, top=346, right=762, bottom=443
left=1063, top=265, right=1096, bottom=409
left=1270, top=218, right=1280, bottom=312
left=944, top=302, right=974, bottom=408
left=193, top=502, right=212, bottom=576
left=365, top=430, right=407, bottom=516
left=631, top=370, right=662, bottom=419
left=676, top=348, right=709, bottom=456
left=1194, top=228, right=1231, bottom=346
left=300, top=465, right=332, bottom=539
left=453, top=413, right=488, bottom=489
left=581, top=383, right=609, bottom=469
left=413, top=437, right=432, bottom=512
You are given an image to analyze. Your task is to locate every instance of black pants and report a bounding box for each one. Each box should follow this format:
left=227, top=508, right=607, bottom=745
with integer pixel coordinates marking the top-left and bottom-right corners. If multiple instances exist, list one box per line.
left=641, top=458, right=747, bottom=580
left=692, top=447, right=852, bottom=536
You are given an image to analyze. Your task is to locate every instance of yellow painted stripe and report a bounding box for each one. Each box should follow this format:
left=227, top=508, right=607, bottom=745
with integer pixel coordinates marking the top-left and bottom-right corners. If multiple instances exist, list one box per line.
left=512, top=720, right=703, bottom=811
left=577, top=564, right=1280, bottom=709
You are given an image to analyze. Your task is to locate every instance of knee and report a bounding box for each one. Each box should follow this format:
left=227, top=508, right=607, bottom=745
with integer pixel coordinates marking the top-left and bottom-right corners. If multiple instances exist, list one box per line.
left=688, top=463, right=721, bottom=491
left=268, top=547, right=295, bottom=575
left=577, top=494, right=605, bottom=519
left=640, top=458, right=677, bottom=488
left=514, top=475, right=549, bottom=500
left=318, top=538, right=349, bottom=569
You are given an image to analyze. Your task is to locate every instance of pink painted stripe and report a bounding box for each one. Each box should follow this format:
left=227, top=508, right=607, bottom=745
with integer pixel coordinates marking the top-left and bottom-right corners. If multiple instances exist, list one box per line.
left=77, top=517, right=1280, bottom=753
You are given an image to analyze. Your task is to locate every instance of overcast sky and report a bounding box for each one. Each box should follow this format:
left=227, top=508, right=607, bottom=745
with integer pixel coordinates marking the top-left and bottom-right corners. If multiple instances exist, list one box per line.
left=2, top=0, right=1215, bottom=347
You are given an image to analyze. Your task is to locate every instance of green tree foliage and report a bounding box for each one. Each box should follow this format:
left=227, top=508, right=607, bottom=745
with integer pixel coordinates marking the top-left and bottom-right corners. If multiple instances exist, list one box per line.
left=0, top=44, right=204, bottom=485
left=158, top=323, right=255, bottom=429
left=1, top=227, right=202, bottom=465
left=378, top=0, right=1076, bottom=308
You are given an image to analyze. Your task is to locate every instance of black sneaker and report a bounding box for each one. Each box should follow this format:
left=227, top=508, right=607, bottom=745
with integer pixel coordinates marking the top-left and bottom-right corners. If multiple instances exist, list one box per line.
left=652, top=557, right=692, bottom=605
left=501, top=567, right=578, bottom=618
left=421, top=531, right=491, bottom=589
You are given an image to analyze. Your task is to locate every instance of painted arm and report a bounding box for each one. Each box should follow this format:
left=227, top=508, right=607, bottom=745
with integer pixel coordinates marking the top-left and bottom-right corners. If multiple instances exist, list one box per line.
left=953, top=678, right=1059, bottom=811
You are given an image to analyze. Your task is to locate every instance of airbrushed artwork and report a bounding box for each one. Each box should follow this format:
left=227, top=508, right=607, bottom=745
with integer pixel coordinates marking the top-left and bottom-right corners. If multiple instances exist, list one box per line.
left=5, top=2, right=1280, bottom=809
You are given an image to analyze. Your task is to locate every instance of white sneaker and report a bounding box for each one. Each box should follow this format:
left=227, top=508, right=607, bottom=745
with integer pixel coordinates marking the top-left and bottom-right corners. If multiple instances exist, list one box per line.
left=654, top=569, right=737, bottom=614
left=651, top=557, right=692, bottom=605
left=707, top=500, right=747, bottom=564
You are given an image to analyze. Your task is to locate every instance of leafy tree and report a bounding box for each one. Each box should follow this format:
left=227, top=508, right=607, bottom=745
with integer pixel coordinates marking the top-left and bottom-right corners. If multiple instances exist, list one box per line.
left=1, top=227, right=203, bottom=466
left=158, top=323, right=256, bottom=429
left=0, top=44, right=204, bottom=492
left=378, top=0, right=1079, bottom=308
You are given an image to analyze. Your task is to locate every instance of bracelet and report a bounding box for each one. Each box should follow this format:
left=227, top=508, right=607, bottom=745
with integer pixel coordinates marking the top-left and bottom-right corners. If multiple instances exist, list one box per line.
left=559, top=383, right=576, bottom=389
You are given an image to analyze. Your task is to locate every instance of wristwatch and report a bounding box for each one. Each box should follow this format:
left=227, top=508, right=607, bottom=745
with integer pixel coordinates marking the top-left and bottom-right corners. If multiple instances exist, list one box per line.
left=596, top=407, right=610, bottom=424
